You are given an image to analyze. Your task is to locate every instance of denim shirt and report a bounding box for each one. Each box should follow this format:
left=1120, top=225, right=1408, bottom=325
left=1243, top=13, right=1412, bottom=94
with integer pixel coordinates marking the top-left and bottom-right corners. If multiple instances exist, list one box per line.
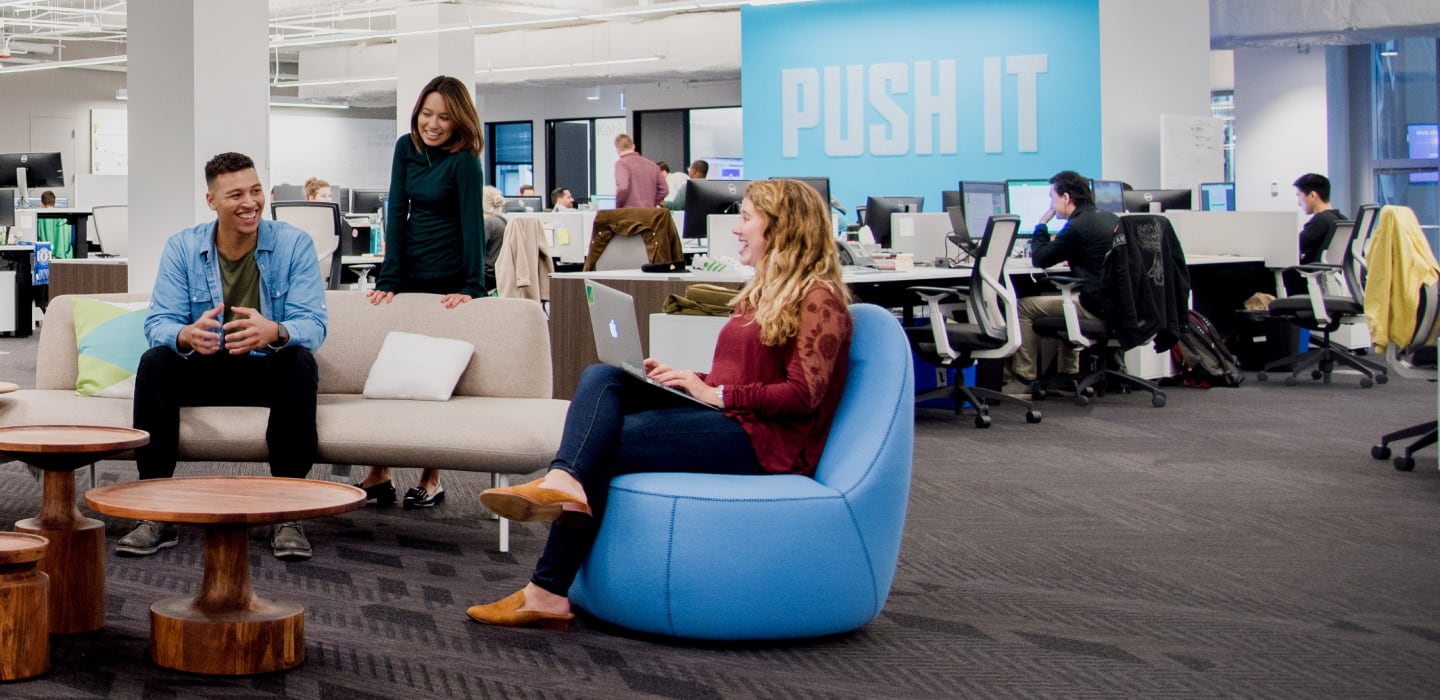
left=145, top=219, right=328, bottom=353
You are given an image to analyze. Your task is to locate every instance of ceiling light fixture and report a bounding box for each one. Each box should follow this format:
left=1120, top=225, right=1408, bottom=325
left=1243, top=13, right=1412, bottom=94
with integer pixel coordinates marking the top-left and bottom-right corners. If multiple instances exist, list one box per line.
left=0, top=54, right=126, bottom=74
left=269, top=101, right=350, bottom=110
left=587, top=86, right=601, bottom=101
left=1380, top=39, right=1399, bottom=57
left=271, top=74, right=396, bottom=89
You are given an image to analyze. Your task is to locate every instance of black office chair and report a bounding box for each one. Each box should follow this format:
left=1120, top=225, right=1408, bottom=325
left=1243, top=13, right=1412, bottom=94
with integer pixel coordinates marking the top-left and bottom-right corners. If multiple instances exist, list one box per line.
left=1370, top=282, right=1438, bottom=471
left=906, top=215, right=1038, bottom=427
left=1030, top=214, right=1189, bottom=408
left=1258, top=207, right=1388, bottom=388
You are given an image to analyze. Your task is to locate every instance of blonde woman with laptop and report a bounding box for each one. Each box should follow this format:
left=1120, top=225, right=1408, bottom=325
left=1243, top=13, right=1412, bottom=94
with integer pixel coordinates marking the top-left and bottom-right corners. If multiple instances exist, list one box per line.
left=468, top=179, right=854, bottom=629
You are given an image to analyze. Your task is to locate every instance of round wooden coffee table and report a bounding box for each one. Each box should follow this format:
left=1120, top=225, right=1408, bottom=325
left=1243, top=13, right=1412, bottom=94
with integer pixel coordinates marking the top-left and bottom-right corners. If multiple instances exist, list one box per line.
left=0, top=425, right=149, bottom=634
left=0, top=382, right=18, bottom=394
left=85, top=476, right=366, bottom=675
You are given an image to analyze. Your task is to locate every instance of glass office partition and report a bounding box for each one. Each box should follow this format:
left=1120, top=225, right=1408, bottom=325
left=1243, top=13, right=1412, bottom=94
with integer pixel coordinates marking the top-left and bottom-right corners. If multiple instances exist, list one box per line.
left=1371, top=37, right=1439, bottom=253
left=488, top=121, right=534, bottom=196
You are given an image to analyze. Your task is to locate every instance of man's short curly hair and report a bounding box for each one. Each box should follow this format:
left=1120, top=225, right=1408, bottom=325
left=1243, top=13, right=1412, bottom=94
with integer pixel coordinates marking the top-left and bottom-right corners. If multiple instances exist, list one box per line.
left=204, top=152, right=256, bottom=185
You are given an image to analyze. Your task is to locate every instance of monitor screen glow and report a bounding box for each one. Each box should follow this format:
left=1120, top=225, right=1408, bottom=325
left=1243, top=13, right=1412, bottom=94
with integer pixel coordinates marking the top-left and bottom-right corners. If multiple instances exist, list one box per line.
left=958, top=181, right=1007, bottom=239
left=1199, top=182, right=1236, bottom=211
left=1006, top=180, right=1061, bottom=231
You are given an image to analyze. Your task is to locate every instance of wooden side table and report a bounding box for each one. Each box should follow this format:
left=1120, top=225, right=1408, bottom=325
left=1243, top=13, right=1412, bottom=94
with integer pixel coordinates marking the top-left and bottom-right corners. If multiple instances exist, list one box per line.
left=0, top=425, right=149, bottom=634
left=0, top=532, right=50, bottom=681
left=85, top=476, right=365, bottom=675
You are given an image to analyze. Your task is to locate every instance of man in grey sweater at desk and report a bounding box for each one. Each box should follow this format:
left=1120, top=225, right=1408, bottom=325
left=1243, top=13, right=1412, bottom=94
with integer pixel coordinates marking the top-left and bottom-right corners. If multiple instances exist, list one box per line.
left=1012, top=170, right=1119, bottom=387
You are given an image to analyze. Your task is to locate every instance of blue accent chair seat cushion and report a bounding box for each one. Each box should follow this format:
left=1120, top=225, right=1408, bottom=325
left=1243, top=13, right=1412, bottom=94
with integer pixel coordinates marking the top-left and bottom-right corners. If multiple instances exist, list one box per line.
left=569, top=304, right=915, bottom=639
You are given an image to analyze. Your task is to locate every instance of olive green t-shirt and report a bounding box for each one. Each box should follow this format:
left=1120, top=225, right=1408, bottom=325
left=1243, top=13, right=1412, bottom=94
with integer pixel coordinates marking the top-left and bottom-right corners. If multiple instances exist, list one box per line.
left=218, top=245, right=261, bottom=325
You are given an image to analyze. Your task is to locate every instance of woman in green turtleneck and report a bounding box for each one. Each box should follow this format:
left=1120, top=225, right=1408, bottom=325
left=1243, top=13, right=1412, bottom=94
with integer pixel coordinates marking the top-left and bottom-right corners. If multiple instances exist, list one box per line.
left=362, top=75, right=486, bottom=510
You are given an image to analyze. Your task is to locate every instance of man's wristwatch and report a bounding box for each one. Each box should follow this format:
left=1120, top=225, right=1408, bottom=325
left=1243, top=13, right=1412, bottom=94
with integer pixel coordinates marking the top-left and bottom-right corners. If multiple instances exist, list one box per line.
left=269, top=322, right=290, bottom=349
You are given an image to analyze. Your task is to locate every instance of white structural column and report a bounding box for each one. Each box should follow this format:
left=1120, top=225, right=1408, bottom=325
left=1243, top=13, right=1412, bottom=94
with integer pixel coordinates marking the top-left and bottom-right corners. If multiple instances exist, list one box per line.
left=127, top=1, right=269, bottom=293
left=395, top=5, right=476, bottom=135
left=1097, top=0, right=1211, bottom=187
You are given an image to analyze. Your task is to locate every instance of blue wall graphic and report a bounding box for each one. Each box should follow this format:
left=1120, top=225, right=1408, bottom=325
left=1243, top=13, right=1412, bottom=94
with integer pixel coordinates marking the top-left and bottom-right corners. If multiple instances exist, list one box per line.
left=741, top=0, right=1102, bottom=220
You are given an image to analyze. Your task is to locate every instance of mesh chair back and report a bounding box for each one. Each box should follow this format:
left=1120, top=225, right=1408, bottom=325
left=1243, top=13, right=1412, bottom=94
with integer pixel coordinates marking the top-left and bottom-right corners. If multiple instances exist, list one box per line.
left=592, top=233, right=649, bottom=270
left=272, top=201, right=342, bottom=286
left=1320, top=220, right=1355, bottom=298
left=90, top=204, right=128, bottom=257
left=969, top=215, right=1020, bottom=339
left=1408, top=282, right=1440, bottom=355
left=1348, top=203, right=1380, bottom=293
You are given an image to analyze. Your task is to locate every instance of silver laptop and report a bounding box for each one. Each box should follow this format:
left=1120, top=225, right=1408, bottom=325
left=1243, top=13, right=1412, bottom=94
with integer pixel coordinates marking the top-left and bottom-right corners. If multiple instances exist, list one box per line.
left=584, top=280, right=721, bottom=410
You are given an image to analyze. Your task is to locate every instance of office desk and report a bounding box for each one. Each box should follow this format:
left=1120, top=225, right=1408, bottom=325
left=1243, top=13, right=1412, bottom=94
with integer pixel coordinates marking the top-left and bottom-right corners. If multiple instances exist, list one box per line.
left=49, top=257, right=128, bottom=297
left=24, top=208, right=93, bottom=259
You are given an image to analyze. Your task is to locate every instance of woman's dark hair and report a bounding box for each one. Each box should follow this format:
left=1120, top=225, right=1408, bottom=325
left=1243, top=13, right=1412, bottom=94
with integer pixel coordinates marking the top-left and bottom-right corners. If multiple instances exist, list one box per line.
left=409, top=75, right=483, bottom=156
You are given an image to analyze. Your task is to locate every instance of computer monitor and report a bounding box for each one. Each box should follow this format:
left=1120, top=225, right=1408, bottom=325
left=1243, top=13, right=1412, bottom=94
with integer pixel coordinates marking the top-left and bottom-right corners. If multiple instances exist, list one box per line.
left=0, top=152, right=64, bottom=189
left=682, top=179, right=750, bottom=240
left=957, top=181, right=1007, bottom=239
left=349, top=188, right=388, bottom=216
left=271, top=184, right=305, bottom=202
left=769, top=177, right=830, bottom=208
left=940, top=190, right=962, bottom=214
left=1123, top=188, right=1193, bottom=213
left=1090, top=179, right=1125, bottom=214
left=331, top=186, right=350, bottom=209
left=707, top=157, right=744, bottom=180
left=1005, top=179, right=1061, bottom=231
left=503, top=196, right=542, bottom=213
left=0, top=188, right=14, bottom=228
left=1407, top=123, right=1438, bottom=183
left=1199, top=182, right=1236, bottom=211
left=863, top=195, right=924, bottom=248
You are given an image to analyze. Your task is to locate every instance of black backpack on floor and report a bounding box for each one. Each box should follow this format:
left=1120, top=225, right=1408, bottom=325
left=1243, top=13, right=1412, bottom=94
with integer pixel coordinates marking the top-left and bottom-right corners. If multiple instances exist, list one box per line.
left=1171, top=311, right=1244, bottom=388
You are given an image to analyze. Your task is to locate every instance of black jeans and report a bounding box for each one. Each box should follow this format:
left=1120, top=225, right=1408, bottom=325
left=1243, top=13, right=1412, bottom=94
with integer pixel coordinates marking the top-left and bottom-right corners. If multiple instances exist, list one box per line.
left=531, top=364, right=764, bottom=597
left=132, top=346, right=319, bottom=480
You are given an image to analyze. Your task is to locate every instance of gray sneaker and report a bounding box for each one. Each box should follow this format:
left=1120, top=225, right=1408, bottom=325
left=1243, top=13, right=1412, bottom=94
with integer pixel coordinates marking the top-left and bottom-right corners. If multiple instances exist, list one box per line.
left=271, top=522, right=312, bottom=561
left=116, top=520, right=179, bottom=557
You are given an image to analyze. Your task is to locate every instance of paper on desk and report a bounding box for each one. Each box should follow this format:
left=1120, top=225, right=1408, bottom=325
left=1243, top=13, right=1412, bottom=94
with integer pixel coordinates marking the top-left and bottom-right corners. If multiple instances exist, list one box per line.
left=897, top=217, right=915, bottom=238
left=557, top=227, right=571, bottom=245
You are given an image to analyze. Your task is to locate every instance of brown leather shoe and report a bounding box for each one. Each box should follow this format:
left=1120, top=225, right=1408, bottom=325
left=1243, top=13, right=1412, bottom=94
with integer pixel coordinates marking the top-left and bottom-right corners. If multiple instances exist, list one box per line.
left=467, top=590, right=574, bottom=630
left=479, top=478, right=592, bottom=523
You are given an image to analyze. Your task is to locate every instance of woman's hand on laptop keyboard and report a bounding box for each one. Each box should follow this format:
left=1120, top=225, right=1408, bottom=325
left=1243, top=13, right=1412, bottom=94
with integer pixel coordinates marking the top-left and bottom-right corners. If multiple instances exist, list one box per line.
left=644, top=359, right=721, bottom=407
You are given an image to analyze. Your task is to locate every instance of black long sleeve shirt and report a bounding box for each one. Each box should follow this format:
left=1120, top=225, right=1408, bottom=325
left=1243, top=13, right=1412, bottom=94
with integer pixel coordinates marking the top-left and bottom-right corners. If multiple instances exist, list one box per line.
left=1298, top=208, right=1346, bottom=264
left=377, top=135, right=486, bottom=298
left=1030, top=205, right=1119, bottom=315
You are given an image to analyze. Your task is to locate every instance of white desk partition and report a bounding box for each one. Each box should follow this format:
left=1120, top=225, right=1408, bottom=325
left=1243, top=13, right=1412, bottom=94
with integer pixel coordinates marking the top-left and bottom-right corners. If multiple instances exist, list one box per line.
left=890, top=213, right=952, bottom=264
left=548, top=211, right=597, bottom=263
left=1162, top=210, right=1299, bottom=269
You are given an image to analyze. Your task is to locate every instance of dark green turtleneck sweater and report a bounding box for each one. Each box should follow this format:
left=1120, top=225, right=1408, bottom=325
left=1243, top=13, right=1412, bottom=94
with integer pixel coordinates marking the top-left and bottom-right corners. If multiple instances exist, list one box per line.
left=377, top=134, right=486, bottom=298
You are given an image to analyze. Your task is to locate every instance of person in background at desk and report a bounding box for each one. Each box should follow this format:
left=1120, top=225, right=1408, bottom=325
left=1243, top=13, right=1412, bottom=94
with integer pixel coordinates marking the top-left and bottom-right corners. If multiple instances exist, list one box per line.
left=39, top=190, right=57, bottom=208
left=35, top=190, right=73, bottom=258
left=613, top=133, right=667, bottom=208
left=304, top=177, right=333, bottom=202
left=1012, top=170, right=1118, bottom=389
left=466, top=179, right=854, bottom=630
left=1287, top=172, right=1347, bottom=295
left=550, top=187, right=574, bottom=212
left=663, top=159, right=709, bottom=211
left=658, top=161, right=687, bottom=210
left=518, top=184, right=536, bottom=197
left=121, top=151, right=328, bottom=561
left=363, top=74, right=486, bottom=510
left=482, top=185, right=506, bottom=295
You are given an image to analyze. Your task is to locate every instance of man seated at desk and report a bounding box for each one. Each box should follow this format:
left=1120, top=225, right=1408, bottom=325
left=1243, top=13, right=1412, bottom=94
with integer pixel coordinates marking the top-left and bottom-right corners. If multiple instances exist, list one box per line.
left=1287, top=172, right=1346, bottom=295
left=1012, top=170, right=1118, bottom=387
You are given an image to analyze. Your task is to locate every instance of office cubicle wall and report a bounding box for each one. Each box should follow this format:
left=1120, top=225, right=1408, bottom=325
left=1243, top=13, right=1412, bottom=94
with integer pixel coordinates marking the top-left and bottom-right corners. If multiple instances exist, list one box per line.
left=1163, top=210, right=1301, bottom=267
left=889, top=213, right=951, bottom=265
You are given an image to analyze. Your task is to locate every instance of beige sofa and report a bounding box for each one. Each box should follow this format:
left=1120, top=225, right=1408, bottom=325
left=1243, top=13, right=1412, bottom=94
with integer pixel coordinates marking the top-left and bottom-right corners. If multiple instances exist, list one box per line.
left=0, top=291, right=570, bottom=551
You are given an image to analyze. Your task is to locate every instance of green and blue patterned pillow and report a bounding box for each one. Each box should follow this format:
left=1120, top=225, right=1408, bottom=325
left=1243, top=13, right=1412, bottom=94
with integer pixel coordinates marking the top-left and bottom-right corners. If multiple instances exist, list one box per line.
left=72, top=298, right=150, bottom=398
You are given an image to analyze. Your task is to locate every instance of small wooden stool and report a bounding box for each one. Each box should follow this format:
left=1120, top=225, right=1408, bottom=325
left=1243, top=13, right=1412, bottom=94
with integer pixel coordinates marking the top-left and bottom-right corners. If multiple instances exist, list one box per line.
left=0, top=533, right=50, bottom=681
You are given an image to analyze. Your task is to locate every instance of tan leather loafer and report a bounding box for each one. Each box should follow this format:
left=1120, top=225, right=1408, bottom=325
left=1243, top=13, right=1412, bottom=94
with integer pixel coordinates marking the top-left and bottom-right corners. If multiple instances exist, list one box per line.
left=467, top=590, right=574, bottom=630
left=480, top=478, right=592, bottom=523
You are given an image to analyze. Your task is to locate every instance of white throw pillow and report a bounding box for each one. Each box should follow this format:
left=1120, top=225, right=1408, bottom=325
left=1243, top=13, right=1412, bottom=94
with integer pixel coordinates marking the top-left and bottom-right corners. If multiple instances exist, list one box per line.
left=363, top=331, right=476, bottom=401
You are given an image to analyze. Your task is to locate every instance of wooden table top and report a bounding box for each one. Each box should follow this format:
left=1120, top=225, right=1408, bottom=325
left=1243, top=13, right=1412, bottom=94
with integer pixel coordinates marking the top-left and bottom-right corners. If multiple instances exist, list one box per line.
left=0, top=425, right=149, bottom=454
left=0, top=532, right=49, bottom=565
left=0, top=382, right=18, bottom=394
left=85, top=476, right=367, bottom=525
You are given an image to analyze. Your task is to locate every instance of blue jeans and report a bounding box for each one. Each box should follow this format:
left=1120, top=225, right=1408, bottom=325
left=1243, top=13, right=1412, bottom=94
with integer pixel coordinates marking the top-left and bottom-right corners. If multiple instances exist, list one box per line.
left=531, top=364, right=762, bottom=596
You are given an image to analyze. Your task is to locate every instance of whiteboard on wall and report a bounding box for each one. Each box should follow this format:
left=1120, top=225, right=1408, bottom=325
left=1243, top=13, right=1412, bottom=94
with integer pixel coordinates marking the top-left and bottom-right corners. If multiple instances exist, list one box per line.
left=91, top=109, right=128, bottom=175
left=269, top=114, right=395, bottom=192
left=1160, top=114, right=1224, bottom=190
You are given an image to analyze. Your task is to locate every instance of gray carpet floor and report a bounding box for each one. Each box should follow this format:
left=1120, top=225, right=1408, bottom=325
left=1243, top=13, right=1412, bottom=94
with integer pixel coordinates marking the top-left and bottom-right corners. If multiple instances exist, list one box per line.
left=1, top=330, right=1439, bottom=698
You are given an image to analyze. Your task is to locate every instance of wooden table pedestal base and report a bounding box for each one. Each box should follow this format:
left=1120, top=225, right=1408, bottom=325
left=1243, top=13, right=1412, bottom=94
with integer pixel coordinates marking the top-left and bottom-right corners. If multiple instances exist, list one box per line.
left=16, top=469, right=107, bottom=635
left=149, top=526, right=304, bottom=675
left=0, top=533, right=50, bottom=681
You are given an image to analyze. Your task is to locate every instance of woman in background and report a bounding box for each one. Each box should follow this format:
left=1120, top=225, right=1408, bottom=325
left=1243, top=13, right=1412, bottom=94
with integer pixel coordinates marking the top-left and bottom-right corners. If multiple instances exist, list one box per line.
left=482, top=186, right=507, bottom=295
left=304, top=178, right=333, bottom=202
left=467, top=179, right=854, bottom=629
left=361, top=75, right=486, bottom=509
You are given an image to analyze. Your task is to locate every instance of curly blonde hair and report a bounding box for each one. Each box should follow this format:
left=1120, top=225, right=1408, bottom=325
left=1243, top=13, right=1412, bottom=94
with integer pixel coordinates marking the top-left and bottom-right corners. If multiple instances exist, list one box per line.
left=482, top=185, right=506, bottom=216
left=733, top=180, right=850, bottom=346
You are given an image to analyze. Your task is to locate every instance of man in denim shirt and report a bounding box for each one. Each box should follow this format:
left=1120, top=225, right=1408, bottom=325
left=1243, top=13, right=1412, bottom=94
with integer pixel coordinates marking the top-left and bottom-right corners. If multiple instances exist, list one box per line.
left=117, top=152, right=329, bottom=561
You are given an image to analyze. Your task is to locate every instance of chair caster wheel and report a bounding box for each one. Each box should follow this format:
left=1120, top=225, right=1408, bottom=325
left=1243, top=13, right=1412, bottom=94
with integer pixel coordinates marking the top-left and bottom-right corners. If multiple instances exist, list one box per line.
left=1080, top=386, right=1096, bottom=398
left=1375, top=373, right=1388, bottom=384
left=1360, top=377, right=1373, bottom=389
left=1311, top=370, right=1324, bottom=380
left=1394, top=456, right=1416, bottom=471
left=974, top=415, right=992, bottom=429
left=1372, top=445, right=1391, bottom=460
left=1284, top=376, right=1298, bottom=386
left=1075, top=394, right=1090, bottom=407
left=1151, top=393, right=1167, bottom=408
left=1025, top=410, right=1042, bottom=424
left=1031, top=387, right=1047, bottom=401
left=1256, top=371, right=1268, bottom=381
